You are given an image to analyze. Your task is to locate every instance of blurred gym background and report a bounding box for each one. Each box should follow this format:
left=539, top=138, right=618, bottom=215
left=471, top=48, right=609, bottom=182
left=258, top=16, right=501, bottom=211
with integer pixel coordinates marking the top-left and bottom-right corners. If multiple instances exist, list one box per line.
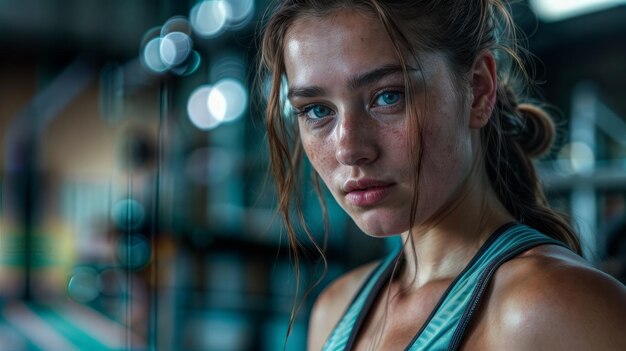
left=0, top=1, right=625, bottom=350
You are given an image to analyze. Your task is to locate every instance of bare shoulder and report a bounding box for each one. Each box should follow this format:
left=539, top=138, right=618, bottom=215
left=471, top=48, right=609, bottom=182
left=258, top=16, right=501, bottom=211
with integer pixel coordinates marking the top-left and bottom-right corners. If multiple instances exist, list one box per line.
left=307, top=260, right=380, bottom=351
left=485, top=244, right=626, bottom=350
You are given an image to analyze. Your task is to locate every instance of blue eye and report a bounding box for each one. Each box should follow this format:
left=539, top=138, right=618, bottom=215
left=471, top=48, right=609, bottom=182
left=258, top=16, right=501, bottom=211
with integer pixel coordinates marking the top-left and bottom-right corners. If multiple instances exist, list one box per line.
left=374, top=91, right=402, bottom=106
left=303, top=105, right=332, bottom=119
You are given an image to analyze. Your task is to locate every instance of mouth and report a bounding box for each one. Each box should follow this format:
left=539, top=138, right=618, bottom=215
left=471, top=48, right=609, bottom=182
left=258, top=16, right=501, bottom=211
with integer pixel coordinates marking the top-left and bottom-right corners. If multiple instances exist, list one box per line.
left=343, top=179, right=395, bottom=207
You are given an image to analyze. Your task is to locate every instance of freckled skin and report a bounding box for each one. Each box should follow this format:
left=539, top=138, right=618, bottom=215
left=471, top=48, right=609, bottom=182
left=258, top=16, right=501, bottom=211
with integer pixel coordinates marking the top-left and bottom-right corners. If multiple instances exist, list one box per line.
left=284, top=12, right=475, bottom=237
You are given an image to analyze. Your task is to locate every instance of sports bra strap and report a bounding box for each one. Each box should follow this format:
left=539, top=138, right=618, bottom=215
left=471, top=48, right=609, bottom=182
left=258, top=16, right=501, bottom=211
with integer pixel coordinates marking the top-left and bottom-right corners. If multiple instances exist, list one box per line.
left=323, top=246, right=402, bottom=350
left=322, top=223, right=567, bottom=351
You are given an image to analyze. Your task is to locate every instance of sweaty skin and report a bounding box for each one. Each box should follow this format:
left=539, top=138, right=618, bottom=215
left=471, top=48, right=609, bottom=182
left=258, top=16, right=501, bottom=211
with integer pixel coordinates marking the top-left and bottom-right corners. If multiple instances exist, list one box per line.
left=283, top=10, right=626, bottom=351
left=285, top=12, right=475, bottom=238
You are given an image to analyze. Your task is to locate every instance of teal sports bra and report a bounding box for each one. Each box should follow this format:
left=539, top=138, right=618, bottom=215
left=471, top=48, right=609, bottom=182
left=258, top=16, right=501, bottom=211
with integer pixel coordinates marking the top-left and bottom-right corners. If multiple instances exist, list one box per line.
left=322, top=223, right=567, bottom=351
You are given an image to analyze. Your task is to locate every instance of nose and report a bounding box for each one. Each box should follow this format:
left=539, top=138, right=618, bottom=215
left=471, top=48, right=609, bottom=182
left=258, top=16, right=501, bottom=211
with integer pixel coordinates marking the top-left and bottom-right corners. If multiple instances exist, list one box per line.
left=334, top=110, right=378, bottom=166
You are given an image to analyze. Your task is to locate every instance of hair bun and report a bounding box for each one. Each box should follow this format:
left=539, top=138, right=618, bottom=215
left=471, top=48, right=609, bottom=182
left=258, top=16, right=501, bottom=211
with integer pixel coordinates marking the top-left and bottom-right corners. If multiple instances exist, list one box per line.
left=515, top=103, right=555, bottom=158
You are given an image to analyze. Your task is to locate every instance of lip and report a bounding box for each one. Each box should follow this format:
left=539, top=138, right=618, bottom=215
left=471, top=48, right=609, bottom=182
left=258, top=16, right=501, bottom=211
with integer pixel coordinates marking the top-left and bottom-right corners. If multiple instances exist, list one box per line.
left=342, top=178, right=395, bottom=207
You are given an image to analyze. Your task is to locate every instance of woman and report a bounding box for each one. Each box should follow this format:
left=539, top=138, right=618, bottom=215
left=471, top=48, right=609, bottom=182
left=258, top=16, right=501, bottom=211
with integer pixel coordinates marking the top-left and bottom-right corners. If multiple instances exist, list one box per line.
left=259, top=0, right=626, bottom=350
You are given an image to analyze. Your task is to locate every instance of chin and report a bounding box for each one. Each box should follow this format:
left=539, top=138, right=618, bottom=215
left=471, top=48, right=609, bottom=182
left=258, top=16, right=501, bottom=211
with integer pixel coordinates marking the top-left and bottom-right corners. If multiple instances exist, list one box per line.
left=362, top=230, right=402, bottom=239
left=352, top=216, right=409, bottom=238
left=350, top=211, right=409, bottom=238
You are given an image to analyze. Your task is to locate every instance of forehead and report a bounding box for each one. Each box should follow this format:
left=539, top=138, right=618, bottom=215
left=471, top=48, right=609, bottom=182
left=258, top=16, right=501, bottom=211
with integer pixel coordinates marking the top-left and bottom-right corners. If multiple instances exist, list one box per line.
left=283, top=11, right=402, bottom=86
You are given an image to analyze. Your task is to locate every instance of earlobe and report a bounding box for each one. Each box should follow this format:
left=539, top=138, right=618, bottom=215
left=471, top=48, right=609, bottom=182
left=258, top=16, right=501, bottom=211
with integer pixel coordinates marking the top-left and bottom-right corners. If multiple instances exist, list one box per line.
left=469, top=52, right=497, bottom=129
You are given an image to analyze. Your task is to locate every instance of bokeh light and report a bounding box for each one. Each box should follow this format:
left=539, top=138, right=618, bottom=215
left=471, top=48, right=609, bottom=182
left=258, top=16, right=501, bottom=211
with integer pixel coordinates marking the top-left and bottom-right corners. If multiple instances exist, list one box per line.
left=141, top=37, right=168, bottom=73
left=161, top=16, right=192, bottom=37
left=280, top=75, right=293, bottom=118
left=170, top=50, right=202, bottom=76
left=558, top=141, right=596, bottom=174
left=141, top=17, right=199, bottom=75
left=116, top=234, right=151, bottom=269
left=190, top=0, right=231, bottom=38
left=160, top=32, right=193, bottom=67
left=208, top=87, right=227, bottom=121
left=112, top=198, right=146, bottom=231
left=225, top=0, right=255, bottom=28
left=67, top=267, right=100, bottom=303
left=211, top=78, right=248, bottom=122
left=531, top=0, right=626, bottom=22
left=187, top=79, right=247, bottom=131
left=188, top=85, right=221, bottom=130
left=261, top=76, right=294, bottom=126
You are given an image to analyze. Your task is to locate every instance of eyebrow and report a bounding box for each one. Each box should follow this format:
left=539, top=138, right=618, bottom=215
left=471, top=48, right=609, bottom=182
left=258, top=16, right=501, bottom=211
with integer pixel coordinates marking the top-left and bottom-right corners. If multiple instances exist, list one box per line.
left=287, top=85, right=326, bottom=99
left=287, top=64, right=416, bottom=99
left=347, top=64, right=412, bottom=91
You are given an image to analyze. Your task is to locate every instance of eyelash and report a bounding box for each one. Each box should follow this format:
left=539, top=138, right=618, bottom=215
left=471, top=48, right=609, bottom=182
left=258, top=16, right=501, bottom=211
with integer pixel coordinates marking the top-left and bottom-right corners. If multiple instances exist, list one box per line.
left=293, top=105, right=332, bottom=123
left=293, top=88, right=405, bottom=124
left=370, top=88, right=405, bottom=110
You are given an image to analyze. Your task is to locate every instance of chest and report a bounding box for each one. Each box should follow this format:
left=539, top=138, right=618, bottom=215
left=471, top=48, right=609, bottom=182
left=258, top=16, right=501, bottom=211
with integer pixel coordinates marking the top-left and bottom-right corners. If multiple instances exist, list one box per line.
left=350, top=280, right=494, bottom=351
left=352, top=281, right=444, bottom=351
left=323, top=226, right=562, bottom=351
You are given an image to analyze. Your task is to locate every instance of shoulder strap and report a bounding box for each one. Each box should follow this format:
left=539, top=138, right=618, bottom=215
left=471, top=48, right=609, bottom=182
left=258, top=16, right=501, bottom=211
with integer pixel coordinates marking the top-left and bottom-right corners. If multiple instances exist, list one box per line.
left=322, top=247, right=401, bottom=351
left=407, top=224, right=566, bottom=351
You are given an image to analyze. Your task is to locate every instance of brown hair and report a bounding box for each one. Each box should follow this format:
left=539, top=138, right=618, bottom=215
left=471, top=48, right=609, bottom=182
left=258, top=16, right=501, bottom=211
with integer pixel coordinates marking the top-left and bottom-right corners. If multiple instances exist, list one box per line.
left=258, top=0, right=581, bottom=341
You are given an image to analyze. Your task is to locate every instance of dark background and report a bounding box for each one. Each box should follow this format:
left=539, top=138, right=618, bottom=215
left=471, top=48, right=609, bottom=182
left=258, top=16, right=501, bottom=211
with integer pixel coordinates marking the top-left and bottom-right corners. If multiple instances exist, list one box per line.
left=1, top=1, right=625, bottom=350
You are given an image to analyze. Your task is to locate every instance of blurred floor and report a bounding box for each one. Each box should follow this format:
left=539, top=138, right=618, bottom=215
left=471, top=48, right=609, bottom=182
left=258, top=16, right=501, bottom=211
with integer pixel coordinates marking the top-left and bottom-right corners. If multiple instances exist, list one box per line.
left=0, top=301, right=145, bottom=351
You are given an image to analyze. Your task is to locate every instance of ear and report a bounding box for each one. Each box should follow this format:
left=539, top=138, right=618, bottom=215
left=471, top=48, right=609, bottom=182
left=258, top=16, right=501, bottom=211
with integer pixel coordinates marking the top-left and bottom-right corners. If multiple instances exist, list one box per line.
left=469, top=51, right=497, bottom=129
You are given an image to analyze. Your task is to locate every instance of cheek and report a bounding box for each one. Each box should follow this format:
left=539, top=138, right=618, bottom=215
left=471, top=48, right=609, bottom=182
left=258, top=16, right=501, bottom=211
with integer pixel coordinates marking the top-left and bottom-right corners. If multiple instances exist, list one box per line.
left=418, top=106, right=473, bottom=189
left=425, top=97, right=472, bottom=157
left=382, top=119, right=410, bottom=153
left=390, top=128, right=407, bottom=146
left=301, top=135, right=336, bottom=181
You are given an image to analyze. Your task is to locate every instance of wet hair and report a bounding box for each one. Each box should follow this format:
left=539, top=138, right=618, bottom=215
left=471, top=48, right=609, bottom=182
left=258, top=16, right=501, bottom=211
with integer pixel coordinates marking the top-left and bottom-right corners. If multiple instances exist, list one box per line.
left=258, top=0, right=581, bottom=342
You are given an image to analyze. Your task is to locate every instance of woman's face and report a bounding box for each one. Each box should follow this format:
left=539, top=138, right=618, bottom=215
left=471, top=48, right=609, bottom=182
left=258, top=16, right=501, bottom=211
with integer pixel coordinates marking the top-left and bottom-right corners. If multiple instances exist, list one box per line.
left=283, top=11, right=476, bottom=237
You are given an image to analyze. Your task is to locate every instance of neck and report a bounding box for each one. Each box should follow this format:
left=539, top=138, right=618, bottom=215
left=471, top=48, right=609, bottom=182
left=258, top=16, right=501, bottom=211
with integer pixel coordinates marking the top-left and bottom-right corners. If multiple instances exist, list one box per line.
left=398, top=172, right=514, bottom=289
